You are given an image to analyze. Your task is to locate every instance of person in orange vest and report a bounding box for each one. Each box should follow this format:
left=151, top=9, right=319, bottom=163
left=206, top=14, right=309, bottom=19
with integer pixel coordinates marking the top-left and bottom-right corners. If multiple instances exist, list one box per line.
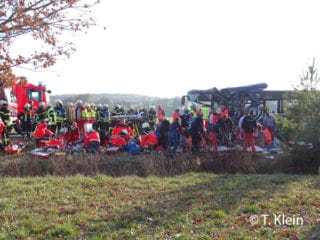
left=157, top=104, right=166, bottom=122
left=220, top=105, right=229, bottom=118
left=83, top=129, right=100, bottom=153
left=172, top=107, right=180, bottom=121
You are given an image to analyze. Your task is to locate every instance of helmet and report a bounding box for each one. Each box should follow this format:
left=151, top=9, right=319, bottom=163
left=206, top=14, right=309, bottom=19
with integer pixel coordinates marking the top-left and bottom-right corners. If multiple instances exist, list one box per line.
left=90, top=103, right=96, bottom=108
left=24, top=103, right=31, bottom=110
left=103, top=104, right=109, bottom=109
left=97, top=104, right=102, bottom=109
left=56, top=99, right=63, bottom=106
left=142, top=122, right=150, bottom=129
left=75, top=100, right=83, bottom=105
left=84, top=102, right=90, bottom=108
left=0, top=100, right=7, bottom=106
left=66, top=102, right=73, bottom=107
left=120, top=129, right=128, bottom=136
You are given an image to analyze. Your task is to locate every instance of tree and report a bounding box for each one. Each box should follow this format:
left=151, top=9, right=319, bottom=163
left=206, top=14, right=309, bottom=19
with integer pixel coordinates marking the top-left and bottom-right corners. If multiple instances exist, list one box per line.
left=284, top=58, right=320, bottom=146
left=0, top=0, right=100, bottom=86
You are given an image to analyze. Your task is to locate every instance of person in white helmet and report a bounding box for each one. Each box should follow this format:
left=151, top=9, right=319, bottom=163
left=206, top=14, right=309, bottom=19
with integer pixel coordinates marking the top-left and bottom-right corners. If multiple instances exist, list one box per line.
left=54, top=99, right=66, bottom=133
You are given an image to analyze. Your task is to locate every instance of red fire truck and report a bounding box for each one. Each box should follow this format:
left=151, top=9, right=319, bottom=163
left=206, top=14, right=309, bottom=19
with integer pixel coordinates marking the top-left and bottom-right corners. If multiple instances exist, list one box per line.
left=0, top=80, right=51, bottom=130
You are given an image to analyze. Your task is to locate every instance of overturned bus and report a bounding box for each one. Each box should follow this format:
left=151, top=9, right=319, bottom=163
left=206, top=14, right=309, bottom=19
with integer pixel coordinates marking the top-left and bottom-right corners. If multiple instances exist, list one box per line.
left=181, top=83, right=292, bottom=116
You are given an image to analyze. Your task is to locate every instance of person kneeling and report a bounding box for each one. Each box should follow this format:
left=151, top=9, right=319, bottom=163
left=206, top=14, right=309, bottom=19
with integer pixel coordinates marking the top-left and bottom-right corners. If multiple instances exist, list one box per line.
left=83, top=129, right=100, bottom=153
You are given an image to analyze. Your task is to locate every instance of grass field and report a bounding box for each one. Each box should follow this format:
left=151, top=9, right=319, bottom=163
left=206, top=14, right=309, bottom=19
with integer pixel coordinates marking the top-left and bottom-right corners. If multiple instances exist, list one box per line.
left=0, top=173, right=319, bottom=239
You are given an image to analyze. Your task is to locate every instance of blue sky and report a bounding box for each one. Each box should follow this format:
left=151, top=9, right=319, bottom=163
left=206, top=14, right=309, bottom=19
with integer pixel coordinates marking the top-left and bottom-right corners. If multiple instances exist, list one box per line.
left=13, top=0, right=320, bottom=98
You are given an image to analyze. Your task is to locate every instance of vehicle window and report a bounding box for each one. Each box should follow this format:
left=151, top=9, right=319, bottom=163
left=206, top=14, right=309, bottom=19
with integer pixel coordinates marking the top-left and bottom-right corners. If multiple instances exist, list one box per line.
left=27, top=90, right=41, bottom=101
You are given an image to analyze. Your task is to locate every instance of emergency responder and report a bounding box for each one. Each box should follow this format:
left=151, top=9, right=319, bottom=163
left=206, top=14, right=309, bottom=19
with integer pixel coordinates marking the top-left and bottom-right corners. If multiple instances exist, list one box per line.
left=200, top=105, right=210, bottom=120
left=101, top=104, right=110, bottom=132
left=0, top=100, right=10, bottom=146
left=45, top=103, right=57, bottom=133
left=95, top=104, right=103, bottom=131
left=64, top=121, right=80, bottom=146
left=17, top=103, right=33, bottom=139
left=190, top=111, right=205, bottom=154
left=54, top=99, right=66, bottom=133
left=126, top=106, right=135, bottom=129
left=74, top=100, right=84, bottom=136
left=147, top=106, right=157, bottom=130
left=172, top=107, right=180, bottom=121
left=35, top=102, right=47, bottom=123
left=241, top=109, right=257, bottom=157
left=83, top=129, right=101, bottom=154
left=168, top=117, right=181, bottom=156
left=65, top=102, right=75, bottom=128
left=88, top=103, right=96, bottom=124
left=95, top=104, right=110, bottom=145
left=82, top=103, right=94, bottom=134
left=207, top=108, right=219, bottom=157
left=110, top=105, right=121, bottom=129
left=157, top=104, right=166, bottom=122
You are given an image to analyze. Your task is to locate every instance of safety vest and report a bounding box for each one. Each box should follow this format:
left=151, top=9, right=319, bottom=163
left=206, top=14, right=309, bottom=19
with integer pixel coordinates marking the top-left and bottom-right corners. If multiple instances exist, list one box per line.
left=54, top=106, right=66, bottom=123
left=0, top=107, right=10, bottom=126
left=45, top=107, right=56, bottom=125
left=200, top=106, right=210, bottom=120
left=81, top=108, right=90, bottom=119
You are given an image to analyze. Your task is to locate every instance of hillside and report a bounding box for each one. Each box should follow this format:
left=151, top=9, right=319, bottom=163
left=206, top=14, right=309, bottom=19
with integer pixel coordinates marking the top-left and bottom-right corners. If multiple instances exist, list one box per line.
left=50, top=93, right=181, bottom=116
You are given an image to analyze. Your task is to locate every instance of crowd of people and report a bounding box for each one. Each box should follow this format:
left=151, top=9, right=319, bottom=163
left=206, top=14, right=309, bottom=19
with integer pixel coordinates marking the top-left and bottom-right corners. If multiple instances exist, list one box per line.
left=0, top=99, right=278, bottom=156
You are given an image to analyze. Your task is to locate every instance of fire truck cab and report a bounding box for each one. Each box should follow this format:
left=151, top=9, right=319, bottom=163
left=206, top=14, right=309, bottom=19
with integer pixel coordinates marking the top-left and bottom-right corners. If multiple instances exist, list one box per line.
left=0, top=80, right=51, bottom=126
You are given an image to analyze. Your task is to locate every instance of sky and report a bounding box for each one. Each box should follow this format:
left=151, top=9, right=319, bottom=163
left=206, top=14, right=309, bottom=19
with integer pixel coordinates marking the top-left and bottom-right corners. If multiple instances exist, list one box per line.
left=12, top=0, right=320, bottom=98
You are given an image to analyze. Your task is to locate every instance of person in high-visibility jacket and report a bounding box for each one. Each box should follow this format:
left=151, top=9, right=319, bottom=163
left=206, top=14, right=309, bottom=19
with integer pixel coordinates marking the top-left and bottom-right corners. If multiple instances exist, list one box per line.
left=45, top=103, right=57, bottom=134
left=200, top=106, right=210, bottom=120
left=0, top=100, right=10, bottom=146
left=81, top=103, right=92, bottom=133
left=83, top=129, right=100, bottom=153
left=54, top=99, right=66, bottom=134
left=88, top=103, right=96, bottom=124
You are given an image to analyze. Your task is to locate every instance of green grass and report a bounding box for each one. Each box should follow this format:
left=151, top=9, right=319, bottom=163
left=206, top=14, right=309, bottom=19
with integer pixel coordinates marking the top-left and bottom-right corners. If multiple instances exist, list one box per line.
left=0, top=173, right=319, bottom=239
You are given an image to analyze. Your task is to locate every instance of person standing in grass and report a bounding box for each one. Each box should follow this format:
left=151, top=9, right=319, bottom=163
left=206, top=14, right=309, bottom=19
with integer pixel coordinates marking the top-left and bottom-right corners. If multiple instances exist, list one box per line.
left=190, top=111, right=205, bottom=154
left=241, top=110, right=257, bottom=157
left=168, top=117, right=181, bottom=156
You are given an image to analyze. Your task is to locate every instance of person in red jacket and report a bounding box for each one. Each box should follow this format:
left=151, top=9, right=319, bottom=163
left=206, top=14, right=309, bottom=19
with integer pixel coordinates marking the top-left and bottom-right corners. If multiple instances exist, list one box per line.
left=140, top=122, right=158, bottom=149
left=172, top=108, right=180, bottom=121
left=112, top=119, right=133, bottom=139
left=64, top=121, right=80, bottom=146
left=33, top=122, right=54, bottom=146
left=83, top=129, right=100, bottom=153
left=157, top=104, right=166, bottom=122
